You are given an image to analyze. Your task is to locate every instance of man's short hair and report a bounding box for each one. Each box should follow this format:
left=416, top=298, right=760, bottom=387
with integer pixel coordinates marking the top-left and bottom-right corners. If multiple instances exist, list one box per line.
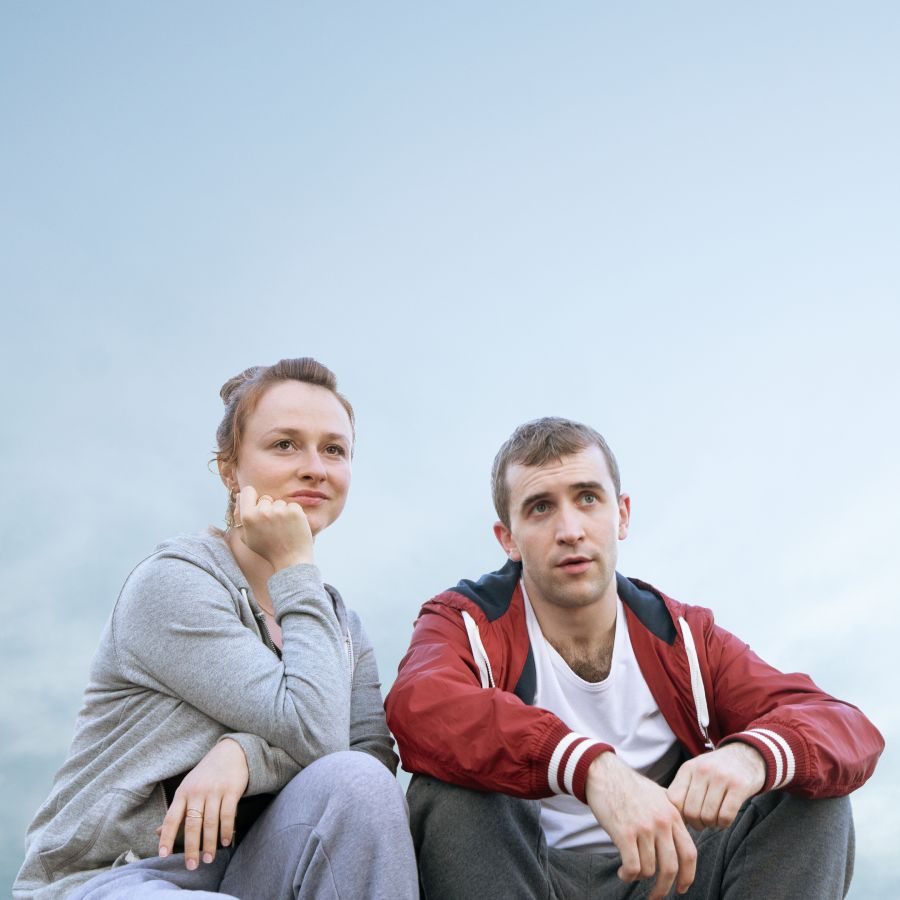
left=491, top=417, right=622, bottom=527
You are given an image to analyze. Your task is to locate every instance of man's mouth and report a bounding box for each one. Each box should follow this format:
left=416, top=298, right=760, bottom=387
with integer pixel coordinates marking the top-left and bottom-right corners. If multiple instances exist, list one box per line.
left=556, top=556, right=593, bottom=574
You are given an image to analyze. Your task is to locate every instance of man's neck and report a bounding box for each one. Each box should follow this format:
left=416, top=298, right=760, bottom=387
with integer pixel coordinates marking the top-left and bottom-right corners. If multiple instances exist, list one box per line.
left=524, top=576, right=618, bottom=683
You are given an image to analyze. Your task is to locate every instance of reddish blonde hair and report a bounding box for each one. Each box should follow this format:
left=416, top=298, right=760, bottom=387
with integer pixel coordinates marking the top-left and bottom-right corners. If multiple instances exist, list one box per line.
left=215, top=358, right=355, bottom=523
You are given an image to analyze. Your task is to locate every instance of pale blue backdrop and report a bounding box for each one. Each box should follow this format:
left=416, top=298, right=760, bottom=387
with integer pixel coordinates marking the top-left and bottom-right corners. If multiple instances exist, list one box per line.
left=2, top=3, right=897, bottom=895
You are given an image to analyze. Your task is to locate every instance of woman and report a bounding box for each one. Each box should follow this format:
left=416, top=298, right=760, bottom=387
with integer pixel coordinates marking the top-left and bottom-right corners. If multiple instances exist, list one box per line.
left=16, top=358, right=418, bottom=899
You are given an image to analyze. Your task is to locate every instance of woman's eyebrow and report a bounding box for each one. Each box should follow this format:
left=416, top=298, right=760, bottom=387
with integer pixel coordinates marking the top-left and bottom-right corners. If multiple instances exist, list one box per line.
left=262, top=427, right=349, bottom=443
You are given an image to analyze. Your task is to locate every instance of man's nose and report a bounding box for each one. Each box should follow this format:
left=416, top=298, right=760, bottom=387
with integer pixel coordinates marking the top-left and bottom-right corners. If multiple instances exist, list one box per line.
left=555, top=507, right=584, bottom=544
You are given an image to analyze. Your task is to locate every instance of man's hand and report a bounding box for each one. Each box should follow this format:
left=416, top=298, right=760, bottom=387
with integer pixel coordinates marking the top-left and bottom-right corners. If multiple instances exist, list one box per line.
left=157, top=738, right=249, bottom=869
left=666, top=743, right=766, bottom=830
left=586, top=753, right=697, bottom=899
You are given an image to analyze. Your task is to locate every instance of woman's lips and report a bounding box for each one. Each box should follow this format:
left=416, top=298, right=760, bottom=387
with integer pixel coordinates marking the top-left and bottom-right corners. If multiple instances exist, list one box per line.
left=288, top=492, right=328, bottom=506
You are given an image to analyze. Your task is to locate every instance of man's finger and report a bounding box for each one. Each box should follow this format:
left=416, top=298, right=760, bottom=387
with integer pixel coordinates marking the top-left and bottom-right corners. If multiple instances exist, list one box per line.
left=700, top=780, right=727, bottom=828
left=682, top=778, right=709, bottom=828
left=636, top=831, right=657, bottom=879
left=673, top=821, right=698, bottom=894
left=666, top=768, right=690, bottom=811
left=617, top=836, right=642, bottom=883
left=717, top=788, right=746, bottom=828
left=649, top=832, right=678, bottom=900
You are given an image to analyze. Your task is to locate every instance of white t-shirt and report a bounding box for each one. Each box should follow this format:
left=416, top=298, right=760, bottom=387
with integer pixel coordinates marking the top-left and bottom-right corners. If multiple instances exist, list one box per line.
left=523, top=585, right=682, bottom=852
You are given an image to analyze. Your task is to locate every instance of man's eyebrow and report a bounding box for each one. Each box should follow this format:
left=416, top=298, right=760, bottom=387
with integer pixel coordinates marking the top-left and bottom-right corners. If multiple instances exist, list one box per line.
left=519, top=491, right=552, bottom=512
left=519, top=481, right=610, bottom=512
left=572, top=481, right=608, bottom=494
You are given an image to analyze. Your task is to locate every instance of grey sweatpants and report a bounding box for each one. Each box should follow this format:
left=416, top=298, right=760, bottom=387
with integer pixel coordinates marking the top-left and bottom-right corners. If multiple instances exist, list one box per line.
left=409, top=773, right=855, bottom=899
left=71, top=751, right=418, bottom=899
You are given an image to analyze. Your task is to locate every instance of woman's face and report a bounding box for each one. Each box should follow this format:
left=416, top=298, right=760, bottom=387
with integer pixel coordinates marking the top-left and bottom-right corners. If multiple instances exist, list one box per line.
left=223, top=380, right=353, bottom=536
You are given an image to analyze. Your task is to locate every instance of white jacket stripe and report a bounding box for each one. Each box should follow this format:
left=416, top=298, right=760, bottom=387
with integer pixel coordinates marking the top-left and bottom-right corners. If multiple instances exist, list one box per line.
left=563, top=738, right=598, bottom=795
left=738, top=729, right=784, bottom=789
left=548, top=733, right=581, bottom=795
left=748, top=727, right=795, bottom=788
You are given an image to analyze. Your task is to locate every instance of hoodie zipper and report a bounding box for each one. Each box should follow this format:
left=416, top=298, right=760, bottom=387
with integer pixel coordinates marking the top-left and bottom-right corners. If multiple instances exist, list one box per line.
left=244, top=588, right=353, bottom=678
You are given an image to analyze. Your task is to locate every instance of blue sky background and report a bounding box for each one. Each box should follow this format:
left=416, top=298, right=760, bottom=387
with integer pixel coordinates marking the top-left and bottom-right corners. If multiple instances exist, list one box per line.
left=2, top=3, right=898, bottom=895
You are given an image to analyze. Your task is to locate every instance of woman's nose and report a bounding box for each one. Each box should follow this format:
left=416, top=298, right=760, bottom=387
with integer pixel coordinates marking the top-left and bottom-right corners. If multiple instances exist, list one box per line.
left=298, top=451, right=327, bottom=481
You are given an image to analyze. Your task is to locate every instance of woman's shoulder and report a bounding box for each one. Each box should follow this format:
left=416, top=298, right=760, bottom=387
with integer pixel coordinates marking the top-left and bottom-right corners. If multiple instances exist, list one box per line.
left=115, top=529, right=244, bottom=618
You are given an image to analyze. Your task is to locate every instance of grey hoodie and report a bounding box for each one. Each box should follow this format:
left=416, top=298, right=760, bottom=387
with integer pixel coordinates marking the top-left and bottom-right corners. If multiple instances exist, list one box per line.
left=15, top=530, right=396, bottom=899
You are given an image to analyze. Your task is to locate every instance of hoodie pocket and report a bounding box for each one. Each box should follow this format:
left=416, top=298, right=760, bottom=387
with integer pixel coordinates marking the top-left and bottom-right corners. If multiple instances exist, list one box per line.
left=38, top=788, right=145, bottom=882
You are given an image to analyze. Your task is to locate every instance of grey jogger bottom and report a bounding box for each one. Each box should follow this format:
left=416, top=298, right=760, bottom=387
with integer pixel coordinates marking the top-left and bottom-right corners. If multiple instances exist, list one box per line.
left=71, top=751, right=419, bottom=899
left=408, top=773, right=855, bottom=899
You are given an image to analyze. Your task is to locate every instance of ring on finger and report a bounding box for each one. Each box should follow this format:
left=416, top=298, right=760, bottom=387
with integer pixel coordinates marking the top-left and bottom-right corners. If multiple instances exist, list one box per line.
left=258, top=495, right=274, bottom=503
left=185, top=809, right=204, bottom=819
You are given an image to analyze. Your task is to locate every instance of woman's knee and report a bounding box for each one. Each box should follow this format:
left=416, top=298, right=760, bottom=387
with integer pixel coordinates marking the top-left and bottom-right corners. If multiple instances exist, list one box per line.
left=295, top=750, right=405, bottom=817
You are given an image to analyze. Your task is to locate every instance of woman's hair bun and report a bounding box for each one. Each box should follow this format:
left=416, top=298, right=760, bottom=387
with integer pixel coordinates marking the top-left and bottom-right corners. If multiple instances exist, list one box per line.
left=220, top=367, right=263, bottom=404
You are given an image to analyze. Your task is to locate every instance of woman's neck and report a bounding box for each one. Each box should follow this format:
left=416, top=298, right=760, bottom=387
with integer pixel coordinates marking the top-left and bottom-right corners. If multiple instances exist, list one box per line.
left=225, top=530, right=278, bottom=612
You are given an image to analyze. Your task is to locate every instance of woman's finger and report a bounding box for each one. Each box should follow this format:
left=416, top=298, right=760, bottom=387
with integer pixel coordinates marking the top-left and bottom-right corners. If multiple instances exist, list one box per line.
left=201, top=794, right=222, bottom=863
left=157, top=794, right=186, bottom=859
left=220, top=791, right=239, bottom=848
left=182, top=798, right=205, bottom=870
left=237, top=486, right=258, bottom=525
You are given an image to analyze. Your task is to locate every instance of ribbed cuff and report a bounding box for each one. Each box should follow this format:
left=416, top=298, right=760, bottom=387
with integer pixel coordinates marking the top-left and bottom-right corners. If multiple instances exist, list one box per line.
left=537, top=722, right=613, bottom=803
left=721, top=727, right=798, bottom=792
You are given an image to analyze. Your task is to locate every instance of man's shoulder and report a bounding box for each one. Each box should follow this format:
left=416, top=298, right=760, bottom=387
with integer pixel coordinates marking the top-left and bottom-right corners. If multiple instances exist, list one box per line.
left=431, top=558, right=524, bottom=623
left=618, top=574, right=718, bottom=645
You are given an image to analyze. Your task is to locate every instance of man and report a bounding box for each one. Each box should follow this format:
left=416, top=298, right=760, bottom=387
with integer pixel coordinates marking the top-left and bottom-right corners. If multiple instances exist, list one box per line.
left=386, top=418, right=883, bottom=899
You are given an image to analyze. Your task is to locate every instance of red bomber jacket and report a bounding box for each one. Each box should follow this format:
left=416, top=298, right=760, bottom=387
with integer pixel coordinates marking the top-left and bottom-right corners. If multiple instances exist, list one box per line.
left=385, top=562, right=884, bottom=806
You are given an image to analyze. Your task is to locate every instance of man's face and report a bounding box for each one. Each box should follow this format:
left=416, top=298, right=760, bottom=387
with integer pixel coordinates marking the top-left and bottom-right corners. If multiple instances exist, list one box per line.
left=493, top=446, right=630, bottom=611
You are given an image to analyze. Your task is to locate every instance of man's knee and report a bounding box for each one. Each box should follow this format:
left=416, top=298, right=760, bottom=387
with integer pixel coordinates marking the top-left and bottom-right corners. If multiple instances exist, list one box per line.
left=407, top=775, right=542, bottom=850
left=753, top=791, right=853, bottom=836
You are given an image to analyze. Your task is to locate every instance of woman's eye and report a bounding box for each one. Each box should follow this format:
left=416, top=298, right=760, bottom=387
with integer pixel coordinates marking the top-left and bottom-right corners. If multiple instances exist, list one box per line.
left=275, top=439, right=293, bottom=451
left=325, top=444, right=346, bottom=457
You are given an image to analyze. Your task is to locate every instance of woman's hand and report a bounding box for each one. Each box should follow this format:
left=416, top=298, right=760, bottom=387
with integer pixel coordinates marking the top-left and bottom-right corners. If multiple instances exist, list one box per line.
left=235, top=485, right=315, bottom=571
left=157, top=738, right=250, bottom=869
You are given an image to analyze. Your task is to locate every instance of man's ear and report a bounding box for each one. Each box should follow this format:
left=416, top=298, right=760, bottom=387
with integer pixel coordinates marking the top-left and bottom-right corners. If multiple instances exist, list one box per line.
left=617, top=493, right=631, bottom=541
left=493, top=521, right=521, bottom=562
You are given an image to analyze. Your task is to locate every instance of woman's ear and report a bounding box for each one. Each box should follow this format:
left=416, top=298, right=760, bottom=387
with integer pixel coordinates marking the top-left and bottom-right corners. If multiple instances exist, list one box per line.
left=218, top=459, right=237, bottom=493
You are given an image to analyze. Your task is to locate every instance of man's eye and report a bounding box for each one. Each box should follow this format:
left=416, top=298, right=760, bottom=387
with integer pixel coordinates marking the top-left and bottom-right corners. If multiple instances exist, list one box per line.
left=533, top=502, right=549, bottom=514
left=582, top=493, right=597, bottom=504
